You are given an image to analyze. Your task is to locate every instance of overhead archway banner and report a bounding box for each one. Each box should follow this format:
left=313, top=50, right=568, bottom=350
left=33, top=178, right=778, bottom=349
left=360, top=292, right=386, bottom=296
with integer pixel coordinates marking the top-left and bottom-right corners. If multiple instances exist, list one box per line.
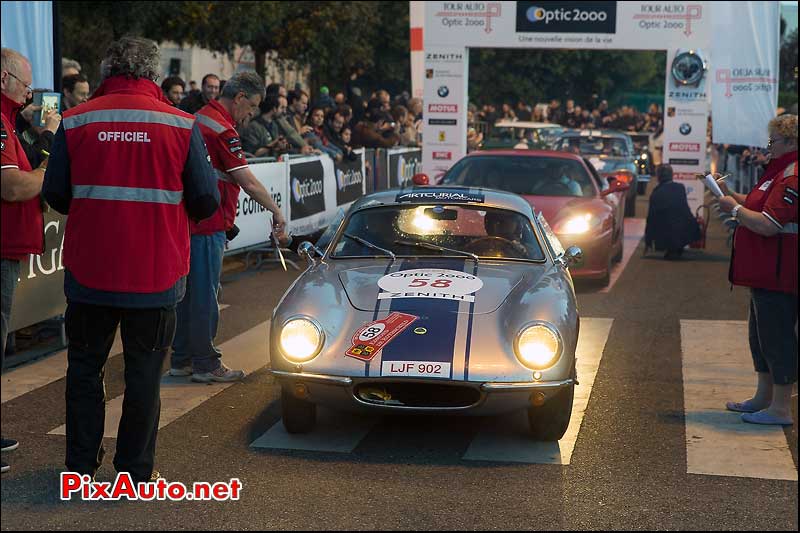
left=424, top=1, right=711, bottom=49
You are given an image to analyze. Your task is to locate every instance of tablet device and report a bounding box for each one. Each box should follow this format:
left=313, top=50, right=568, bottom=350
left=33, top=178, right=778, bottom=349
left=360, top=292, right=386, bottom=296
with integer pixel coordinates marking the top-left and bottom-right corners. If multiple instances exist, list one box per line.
left=32, top=92, right=61, bottom=128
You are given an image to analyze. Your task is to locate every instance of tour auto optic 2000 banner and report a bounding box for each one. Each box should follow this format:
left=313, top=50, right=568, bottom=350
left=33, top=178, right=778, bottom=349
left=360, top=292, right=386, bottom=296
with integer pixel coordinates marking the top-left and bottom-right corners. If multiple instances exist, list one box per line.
left=710, top=1, right=779, bottom=148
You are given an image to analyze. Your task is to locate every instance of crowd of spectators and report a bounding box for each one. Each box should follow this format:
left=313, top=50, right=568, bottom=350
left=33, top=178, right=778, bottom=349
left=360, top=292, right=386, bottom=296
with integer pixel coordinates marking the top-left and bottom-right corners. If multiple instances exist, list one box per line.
left=150, top=69, right=424, bottom=163
left=471, top=97, right=665, bottom=134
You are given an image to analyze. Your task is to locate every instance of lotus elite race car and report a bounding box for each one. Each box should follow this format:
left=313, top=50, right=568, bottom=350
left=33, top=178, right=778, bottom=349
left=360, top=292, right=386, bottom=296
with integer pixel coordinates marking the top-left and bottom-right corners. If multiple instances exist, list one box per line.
left=270, top=187, right=583, bottom=441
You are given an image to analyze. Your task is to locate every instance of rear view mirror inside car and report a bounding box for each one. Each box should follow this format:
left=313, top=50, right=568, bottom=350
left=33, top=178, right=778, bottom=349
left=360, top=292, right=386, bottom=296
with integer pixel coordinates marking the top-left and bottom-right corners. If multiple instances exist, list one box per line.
left=425, top=207, right=458, bottom=220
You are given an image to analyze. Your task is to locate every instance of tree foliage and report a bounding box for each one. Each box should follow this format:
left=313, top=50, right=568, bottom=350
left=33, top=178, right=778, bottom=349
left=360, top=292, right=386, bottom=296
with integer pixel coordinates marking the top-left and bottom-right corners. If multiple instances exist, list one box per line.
left=469, top=49, right=666, bottom=108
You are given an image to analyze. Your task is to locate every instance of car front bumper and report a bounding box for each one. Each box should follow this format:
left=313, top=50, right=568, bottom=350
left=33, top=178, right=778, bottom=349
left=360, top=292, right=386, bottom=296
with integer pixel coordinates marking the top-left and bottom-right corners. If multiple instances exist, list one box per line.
left=271, top=370, right=575, bottom=416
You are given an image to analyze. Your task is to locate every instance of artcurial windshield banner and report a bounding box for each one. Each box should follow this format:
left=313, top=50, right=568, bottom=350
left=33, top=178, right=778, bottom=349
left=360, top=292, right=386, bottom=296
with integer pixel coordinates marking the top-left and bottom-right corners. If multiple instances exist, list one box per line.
left=424, top=1, right=711, bottom=50
left=710, top=1, right=779, bottom=148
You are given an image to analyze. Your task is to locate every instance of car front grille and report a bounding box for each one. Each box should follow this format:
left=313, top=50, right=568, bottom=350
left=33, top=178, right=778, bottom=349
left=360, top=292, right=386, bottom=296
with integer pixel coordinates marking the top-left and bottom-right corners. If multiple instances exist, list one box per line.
left=354, top=381, right=481, bottom=409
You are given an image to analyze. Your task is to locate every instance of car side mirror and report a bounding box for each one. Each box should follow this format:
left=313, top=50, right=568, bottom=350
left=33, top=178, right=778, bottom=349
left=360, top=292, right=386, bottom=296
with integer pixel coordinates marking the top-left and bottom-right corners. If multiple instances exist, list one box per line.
left=564, top=245, right=583, bottom=267
left=601, top=178, right=630, bottom=197
left=412, top=173, right=429, bottom=186
left=298, top=241, right=322, bottom=265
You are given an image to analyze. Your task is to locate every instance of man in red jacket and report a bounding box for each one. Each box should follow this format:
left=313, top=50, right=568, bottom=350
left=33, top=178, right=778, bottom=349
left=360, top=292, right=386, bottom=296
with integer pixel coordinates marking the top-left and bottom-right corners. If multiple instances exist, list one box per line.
left=170, top=72, right=286, bottom=383
left=1, top=47, right=45, bottom=474
left=42, top=37, right=220, bottom=482
left=719, top=113, right=797, bottom=426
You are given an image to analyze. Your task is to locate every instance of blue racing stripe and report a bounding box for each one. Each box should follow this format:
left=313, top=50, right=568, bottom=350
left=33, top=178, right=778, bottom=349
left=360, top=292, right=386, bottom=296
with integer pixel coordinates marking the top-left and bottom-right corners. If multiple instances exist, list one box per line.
left=365, top=261, right=396, bottom=377
left=379, top=259, right=466, bottom=378
left=463, top=261, right=479, bottom=381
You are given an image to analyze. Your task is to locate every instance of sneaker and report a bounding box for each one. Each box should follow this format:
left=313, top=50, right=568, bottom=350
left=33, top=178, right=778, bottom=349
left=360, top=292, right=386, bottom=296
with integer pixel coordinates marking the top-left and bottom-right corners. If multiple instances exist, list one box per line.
left=191, top=364, right=245, bottom=383
left=169, top=366, right=192, bottom=377
left=1, top=438, right=19, bottom=453
left=1, top=461, right=9, bottom=474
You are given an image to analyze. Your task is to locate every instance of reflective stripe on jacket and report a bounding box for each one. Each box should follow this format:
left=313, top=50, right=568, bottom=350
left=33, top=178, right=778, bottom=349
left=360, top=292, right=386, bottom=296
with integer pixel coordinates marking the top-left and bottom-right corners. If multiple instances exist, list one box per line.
left=62, top=76, right=194, bottom=293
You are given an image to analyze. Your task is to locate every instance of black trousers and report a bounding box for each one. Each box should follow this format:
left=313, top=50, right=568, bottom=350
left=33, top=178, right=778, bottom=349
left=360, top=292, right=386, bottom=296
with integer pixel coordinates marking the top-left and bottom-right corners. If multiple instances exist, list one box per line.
left=748, top=289, right=798, bottom=385
left=65, top=302, right=176, bottom=482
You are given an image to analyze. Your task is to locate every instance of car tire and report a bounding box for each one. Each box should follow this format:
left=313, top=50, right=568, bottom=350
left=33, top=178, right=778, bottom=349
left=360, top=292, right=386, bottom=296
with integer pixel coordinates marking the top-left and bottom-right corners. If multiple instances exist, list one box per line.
left=612, top=223, right=624, bottom=263
left=281, top=386, right=317, bottom=434
left=528, top=382, right=575, bottom=441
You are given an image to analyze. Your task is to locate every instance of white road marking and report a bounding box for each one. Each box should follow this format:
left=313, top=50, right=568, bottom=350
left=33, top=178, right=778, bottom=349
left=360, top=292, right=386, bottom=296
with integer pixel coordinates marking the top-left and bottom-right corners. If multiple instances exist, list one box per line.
left=48, top=320, right=269, bottom=438
left=462, top=318, right=614, bottom=464
left=3, top=305, right=230, bottom=405
left=250, top=408, right=379, bottom=453
left=600, top=218, right=646, bottom=293
left=681, top=320, right=797, bottom=481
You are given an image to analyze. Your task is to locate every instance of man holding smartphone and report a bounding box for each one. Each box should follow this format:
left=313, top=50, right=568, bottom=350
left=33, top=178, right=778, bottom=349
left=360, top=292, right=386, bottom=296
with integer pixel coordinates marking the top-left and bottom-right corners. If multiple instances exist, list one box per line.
left=1, top=47, right=46, bottom=474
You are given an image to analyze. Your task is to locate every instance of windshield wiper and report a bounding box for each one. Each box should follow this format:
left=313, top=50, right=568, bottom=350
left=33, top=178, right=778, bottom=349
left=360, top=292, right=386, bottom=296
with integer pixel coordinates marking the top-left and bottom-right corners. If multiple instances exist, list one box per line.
left=394, top=240, right=479, bottom=263
left=343, top=233, right=396, bottom=260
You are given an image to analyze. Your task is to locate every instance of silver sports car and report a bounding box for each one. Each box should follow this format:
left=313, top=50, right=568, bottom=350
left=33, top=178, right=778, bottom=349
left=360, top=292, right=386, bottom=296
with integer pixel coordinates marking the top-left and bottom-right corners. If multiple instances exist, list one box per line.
left=270, top=187, right=583, bottom=440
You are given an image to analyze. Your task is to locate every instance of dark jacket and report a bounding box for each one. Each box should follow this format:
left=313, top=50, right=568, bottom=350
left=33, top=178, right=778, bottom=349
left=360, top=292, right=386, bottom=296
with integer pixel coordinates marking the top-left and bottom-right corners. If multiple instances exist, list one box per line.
left=645, top=180, right=701, bottom=252
left=352, top=121, right=399, bottom=149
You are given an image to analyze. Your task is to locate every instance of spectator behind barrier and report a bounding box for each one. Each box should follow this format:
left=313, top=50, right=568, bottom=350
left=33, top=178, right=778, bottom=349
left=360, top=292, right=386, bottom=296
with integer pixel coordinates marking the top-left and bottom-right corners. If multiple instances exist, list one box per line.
left=644, top=164, right=701, bottom=260
left=62, top=74, right=90, bottom=111
left=305, top=105, right=342, bottom=161
left=180, top=73, right=219, bottom=114
left=391, top=105, right=418, bottom=147
left=352, top=107, right=400, bottom=149
left=240, top=93, right=289, bottom=158
left=160, top=76, right=185, bottom=107
left=61, top=57, right=81, bottom=77
left=275, top=92, right=315, bottom=155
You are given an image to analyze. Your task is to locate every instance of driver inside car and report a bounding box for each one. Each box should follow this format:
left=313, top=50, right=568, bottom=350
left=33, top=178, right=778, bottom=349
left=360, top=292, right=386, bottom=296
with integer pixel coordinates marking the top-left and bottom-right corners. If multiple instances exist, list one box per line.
left=483, top=212, right=530, bottom=257
left=531, top=165, right=583, bottom=197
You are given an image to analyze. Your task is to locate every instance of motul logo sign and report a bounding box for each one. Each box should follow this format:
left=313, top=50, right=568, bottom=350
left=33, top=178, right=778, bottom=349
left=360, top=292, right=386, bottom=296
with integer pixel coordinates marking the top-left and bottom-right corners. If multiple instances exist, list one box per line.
left=428, top=104, right=458, bottom=113
left=669, top=142, right=701, bottom=152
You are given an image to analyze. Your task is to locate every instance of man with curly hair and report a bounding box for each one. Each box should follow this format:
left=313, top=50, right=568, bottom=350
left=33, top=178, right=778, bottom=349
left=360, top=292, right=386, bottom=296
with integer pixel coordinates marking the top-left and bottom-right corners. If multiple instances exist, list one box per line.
left=43, top=36, right=220, bottom=482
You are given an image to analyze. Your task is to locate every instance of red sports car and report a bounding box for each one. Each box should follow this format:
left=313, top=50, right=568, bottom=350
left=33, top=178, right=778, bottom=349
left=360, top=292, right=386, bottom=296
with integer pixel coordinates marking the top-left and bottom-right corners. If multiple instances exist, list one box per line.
left=434, top=150, right=629, bottom=285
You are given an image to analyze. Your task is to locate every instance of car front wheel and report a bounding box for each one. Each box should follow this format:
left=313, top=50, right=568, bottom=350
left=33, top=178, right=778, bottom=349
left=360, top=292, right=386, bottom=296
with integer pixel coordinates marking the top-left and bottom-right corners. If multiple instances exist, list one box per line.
left=281, top=386, right=317, bottom=433
left=528, top=383, right=575, bottom=441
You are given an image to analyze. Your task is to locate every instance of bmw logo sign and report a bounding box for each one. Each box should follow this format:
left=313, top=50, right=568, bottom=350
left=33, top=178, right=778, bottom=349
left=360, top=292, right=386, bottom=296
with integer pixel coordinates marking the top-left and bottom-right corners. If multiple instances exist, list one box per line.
left=437, top=86, right=449, bottom=98
left=679, top=123, right=692, bottom=136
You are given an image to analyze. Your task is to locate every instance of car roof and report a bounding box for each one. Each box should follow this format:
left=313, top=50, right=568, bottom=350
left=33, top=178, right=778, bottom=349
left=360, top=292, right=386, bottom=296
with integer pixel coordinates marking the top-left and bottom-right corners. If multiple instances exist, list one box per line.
left=464, top=149, right=586, bottom=161
left=494, top=121, right=561, bottom=129
left=350, top=186, right=535, bottom=215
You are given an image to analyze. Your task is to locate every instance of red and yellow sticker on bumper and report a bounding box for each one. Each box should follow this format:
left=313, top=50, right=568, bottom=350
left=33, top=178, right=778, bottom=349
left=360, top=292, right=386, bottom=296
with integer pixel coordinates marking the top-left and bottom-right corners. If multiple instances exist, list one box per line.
left=345, top=312, right=418, bottom=362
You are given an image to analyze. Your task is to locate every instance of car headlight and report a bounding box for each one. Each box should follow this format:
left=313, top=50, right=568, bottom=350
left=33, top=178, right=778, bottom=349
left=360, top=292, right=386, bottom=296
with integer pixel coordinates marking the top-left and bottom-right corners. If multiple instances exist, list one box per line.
left=279, top=317, right=324, bottom=363
left=514, top=323, right=562, bottom=370
left=556, top=213, right=597, bottom=235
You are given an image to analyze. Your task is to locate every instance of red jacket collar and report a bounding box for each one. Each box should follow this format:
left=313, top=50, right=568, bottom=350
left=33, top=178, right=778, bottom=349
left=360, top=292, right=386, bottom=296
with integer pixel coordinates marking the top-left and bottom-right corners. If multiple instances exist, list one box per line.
left=762, top=150, right=798, bottom=181
left=205, top=99, right=236, bottom=129
left=1, top=92, right=23, bottom=123
left=90, top=75, right=173, bottom=106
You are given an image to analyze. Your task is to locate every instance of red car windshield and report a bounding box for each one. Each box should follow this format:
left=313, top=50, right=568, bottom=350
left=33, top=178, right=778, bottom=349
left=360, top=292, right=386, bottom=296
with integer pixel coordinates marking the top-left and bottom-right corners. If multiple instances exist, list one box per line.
left=441, top=155, right=596, bottom=198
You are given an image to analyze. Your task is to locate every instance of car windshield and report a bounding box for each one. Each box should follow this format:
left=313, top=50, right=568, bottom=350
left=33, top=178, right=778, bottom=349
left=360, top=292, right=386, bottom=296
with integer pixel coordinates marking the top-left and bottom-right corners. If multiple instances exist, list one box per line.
left=555, top=136, right=630, bottom=157
left=492, top=126, right=530, bottom=141
left=441, top=155, right=596, bottom=198
left=330, top=204, right=546, bottom=262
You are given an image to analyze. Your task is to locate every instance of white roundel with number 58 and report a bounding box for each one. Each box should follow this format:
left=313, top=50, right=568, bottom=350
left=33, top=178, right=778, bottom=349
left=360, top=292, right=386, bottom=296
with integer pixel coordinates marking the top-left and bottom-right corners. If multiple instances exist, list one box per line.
left=378, top=269, right=483, bottom=297
left=357, top=323, right=386, bottom=341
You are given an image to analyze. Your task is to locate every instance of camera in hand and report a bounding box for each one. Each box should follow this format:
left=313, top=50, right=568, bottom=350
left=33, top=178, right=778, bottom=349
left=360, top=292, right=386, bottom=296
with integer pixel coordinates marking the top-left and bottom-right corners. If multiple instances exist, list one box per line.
left=226, top=223, right=240, bottom=242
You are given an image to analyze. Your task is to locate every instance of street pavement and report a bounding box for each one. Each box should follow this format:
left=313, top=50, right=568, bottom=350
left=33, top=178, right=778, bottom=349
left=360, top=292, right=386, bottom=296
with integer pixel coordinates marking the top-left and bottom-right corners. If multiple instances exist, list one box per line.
left=1, top=191, right=797, bottom=530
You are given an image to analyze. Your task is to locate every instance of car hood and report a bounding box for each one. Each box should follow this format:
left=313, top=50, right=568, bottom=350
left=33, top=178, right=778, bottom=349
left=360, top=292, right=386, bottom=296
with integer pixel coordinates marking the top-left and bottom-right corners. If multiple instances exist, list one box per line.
left=337, top=259, right=537, bottom=315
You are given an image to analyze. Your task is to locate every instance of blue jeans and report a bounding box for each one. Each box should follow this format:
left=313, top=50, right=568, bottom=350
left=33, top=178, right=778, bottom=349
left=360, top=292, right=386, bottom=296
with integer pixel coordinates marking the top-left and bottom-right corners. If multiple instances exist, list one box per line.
left=1, top=259, right=21, bottom=372
left=171, top=232, right=226, bottom=373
